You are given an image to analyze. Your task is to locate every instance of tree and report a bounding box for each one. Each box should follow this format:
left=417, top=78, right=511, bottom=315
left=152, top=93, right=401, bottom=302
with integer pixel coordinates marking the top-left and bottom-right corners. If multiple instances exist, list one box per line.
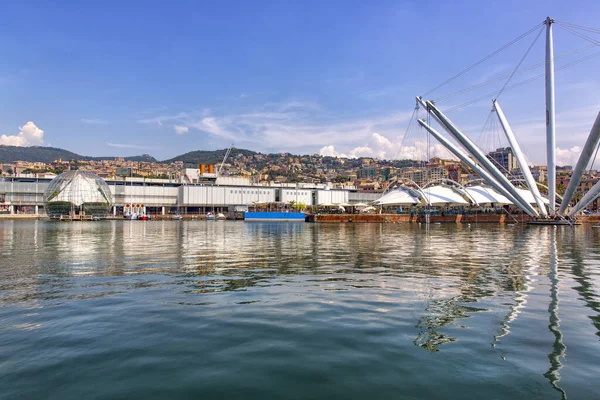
left=294, top=202, right=307, bottom=211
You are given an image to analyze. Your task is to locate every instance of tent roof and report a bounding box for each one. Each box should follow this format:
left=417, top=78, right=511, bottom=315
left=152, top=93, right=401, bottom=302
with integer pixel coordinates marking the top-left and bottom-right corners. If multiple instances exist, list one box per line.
left=374, top=188, right=421, bottom=206
left=464, top=185, right=513, bottom=205
left=422, top=185, right=470, bottom=206
left=514, top=187, right=550, bottom=205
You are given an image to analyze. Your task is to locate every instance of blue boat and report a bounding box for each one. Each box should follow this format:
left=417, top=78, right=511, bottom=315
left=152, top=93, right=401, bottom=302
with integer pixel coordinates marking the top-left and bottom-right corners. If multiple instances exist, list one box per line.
left=244, top=211, right=305, bottom=222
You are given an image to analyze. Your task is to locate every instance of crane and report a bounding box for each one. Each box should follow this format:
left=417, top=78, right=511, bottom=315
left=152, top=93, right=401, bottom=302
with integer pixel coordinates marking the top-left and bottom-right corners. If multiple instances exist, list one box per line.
left=217, top=144, right=234, bottom=177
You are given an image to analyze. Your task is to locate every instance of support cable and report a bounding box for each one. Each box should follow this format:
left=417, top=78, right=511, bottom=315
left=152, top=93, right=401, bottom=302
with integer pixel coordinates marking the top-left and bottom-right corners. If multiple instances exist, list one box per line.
left=422, top=22, right=544, bottom=98
left=443, top=50, right=600, bottom=113
left=589, top=140, right=600, bottom=173
left=557, top=23, right=600, bottom=47
left=436, top=44, right=595, bottom=102
left=496, top=26, right=545, bottom=99
left=399, top=105, right=419, bottom=155
left=556, top=21, right=600, bottom=35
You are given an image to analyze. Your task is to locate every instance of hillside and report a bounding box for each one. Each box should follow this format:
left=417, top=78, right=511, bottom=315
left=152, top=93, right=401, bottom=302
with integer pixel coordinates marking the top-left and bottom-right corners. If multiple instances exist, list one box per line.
left=164, top=148, right=258, bottom=166
left=0, top=145, right=157, bottom=163
left=0, top=145, right=83, bottom=163
left=87, top=154, right=158, bottom=163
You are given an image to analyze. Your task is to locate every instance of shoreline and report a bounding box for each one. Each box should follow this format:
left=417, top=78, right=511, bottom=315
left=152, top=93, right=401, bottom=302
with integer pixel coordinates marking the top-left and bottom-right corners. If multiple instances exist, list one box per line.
left=3, top=213, right=600, bottom=224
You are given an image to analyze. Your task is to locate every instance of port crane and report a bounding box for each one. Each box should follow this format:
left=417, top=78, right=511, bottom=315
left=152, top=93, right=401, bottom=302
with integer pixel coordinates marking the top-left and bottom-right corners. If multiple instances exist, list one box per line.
left=217, top=144, right=234, bottom=177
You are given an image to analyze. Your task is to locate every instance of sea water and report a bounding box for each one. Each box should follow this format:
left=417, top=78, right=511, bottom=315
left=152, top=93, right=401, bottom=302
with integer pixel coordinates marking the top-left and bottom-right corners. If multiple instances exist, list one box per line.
left=0, top=220, right=599, bottom=399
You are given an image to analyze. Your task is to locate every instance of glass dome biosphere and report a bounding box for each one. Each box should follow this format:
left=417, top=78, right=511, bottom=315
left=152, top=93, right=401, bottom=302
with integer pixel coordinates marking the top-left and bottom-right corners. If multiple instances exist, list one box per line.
left=44, top=171, right=113, bottom=219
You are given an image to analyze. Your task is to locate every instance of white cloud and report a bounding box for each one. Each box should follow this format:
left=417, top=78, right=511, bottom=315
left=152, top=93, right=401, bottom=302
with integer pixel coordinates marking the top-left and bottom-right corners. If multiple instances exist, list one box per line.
left=193, top=117, right=237, bottom=139
left=139, top=101, right=414, bottom=155
left=0, top=121, right=44, bottom=146
left=319, top=145, right=347, bottom=158
left=81, top=118, right=110, bottom=125
left=174, top=125, right=189, bottom=135
left=320, top=133, right=455, bottom=161
left=555, top=146, right=581, bottom=167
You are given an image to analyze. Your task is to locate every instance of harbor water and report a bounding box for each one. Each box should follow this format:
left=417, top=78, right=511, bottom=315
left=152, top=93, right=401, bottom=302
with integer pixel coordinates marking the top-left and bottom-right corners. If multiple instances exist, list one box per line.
left=1, top=220, right=599, bottom=399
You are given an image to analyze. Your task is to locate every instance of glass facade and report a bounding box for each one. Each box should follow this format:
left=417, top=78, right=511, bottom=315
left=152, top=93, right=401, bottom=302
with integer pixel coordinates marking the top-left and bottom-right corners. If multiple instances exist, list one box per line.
left=44, top=171, right=113, bottom=218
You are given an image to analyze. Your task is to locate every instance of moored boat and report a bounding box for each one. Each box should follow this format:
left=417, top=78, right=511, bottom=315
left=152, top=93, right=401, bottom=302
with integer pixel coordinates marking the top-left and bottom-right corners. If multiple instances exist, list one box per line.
left=244, top=211, right=305, bottom=222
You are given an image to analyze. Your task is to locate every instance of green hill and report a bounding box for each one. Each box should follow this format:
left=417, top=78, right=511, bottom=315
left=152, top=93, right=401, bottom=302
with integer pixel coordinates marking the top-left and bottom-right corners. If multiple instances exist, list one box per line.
left=0, top=145, right=157, bottom=163
left=0, top=145, right=83, bottom=163
left=164, top=148, right=257, bottom=166
left=87, top=154, right=158, bottom=163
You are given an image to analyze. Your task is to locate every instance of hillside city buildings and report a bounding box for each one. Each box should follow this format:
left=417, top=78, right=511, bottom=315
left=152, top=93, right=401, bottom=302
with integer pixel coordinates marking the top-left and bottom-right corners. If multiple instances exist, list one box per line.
left=1, top=148, right=599, bottom=215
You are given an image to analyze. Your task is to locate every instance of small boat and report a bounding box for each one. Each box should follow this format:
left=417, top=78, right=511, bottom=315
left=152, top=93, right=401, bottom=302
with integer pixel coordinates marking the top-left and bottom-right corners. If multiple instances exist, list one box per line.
left=172, top=214, right=183, bottom=221
left=216, top=213, right=226, bottom=220
left=206, top=212, right=216, bottom=221
left=244, top=211, right=305, bottom=222
left=139, top=215, right=150, bottom=221
left=124, top=213, right=138, bottom=220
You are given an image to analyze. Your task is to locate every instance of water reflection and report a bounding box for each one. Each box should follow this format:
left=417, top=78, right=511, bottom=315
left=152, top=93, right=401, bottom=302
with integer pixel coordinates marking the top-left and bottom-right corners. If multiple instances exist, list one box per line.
left=544, top=227, right=567, bottom=399
left=562, top=226, right=600, bottom=337
left=1, top=220, right=600, bottom=399
left=492, top=228, right=541, bottom=346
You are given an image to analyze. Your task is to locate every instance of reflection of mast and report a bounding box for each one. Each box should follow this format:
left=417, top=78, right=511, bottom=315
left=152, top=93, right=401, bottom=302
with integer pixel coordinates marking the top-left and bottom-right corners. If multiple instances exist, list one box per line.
left=492, top=228, right=540, bottom=346
left=543, top=227, right=567, bottom=399
left=492, top=265, right=533, bottom=345
left=565, top=231, right=600, bottom=334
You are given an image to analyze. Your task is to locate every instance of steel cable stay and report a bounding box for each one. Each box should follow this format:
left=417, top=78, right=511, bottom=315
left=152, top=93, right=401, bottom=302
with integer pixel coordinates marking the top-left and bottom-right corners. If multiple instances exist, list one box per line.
left=442, top=50, right=600, bottom=113
left=436, top=44, right=596, bottom=102
left=400, top=105, right=431, bottom=164
left=477, top=109, right=505, bottom=154
left=588, top=139, right=600, bottom=172
left=496, top=26, right=545, bottom=99
left=556, top=20, right=600, bottom=35
left=421, top=22, right=544, bottom=98
left=427, top=20, right=600, bottom=114
left=476, top=111, right=521, bottom=181
left=557, top=23, right=600, bottom=47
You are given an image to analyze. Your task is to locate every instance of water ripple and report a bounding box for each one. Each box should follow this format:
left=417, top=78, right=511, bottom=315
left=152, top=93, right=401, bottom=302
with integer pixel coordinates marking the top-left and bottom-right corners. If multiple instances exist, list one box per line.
left=0, top=220, right=599, bottom=399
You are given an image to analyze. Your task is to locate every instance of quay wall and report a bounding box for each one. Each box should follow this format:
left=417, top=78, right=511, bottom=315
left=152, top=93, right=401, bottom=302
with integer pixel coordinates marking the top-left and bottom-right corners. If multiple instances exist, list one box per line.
left=309, top=214, right=412, bottom=223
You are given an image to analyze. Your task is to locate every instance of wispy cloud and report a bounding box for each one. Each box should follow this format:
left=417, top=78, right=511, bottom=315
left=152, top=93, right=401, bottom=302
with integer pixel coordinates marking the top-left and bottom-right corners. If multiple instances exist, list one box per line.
left=138, top=100, right=414, bottom=155
left=107, top=142, right=153, bottom=150
left=81, top=118, right=110, bottom=125
left=174, top=125, right=189, bottom=135
left=361, top=85, right=407, bottom=101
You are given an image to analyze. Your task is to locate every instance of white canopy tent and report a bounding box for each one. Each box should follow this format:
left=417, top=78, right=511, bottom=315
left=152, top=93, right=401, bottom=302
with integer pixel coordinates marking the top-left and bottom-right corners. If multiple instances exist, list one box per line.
left=374, top=188, right=421, bottom=206
left=421, top=185, right=471, bottom=206
left=514, top=187, right=550, bottom=205
left=464, top=185, right=513, bottom=206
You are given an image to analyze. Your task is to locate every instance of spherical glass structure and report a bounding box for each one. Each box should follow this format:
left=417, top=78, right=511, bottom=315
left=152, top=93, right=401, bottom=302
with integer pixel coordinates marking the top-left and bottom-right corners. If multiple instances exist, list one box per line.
left=44, top=171, right=113, bottom=219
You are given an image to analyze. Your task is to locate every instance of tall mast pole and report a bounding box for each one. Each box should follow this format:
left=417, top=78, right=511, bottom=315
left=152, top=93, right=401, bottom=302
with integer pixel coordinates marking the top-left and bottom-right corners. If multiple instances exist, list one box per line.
left=493, top=99, right=549, bottom=217
left=545, top=16, right=556, bottom=215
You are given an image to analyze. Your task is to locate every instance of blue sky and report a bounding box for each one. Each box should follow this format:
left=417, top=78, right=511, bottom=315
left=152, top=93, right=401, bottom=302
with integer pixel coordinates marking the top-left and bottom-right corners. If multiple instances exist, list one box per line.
left=2, top=1, right=600, bottom=164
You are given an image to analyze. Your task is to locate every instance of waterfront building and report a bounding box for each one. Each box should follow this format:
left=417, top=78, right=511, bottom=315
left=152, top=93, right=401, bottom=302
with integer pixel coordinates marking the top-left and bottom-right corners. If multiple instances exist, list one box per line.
left=0, top=170, right=374, bottom=216
left=487, top=147, right=518, bottom=174
left=44, top=171, right=113, bottom=219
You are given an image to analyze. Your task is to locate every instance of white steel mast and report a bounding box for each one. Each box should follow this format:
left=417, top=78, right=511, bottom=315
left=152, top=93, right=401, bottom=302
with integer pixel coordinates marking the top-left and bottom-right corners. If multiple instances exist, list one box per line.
left=417, top=97, right=540, bottom=217
left=545, top=17, right=557, bottom=215
left=493, top=100, right=549, bottom=217
left=558, top=112, right=600, bottom=215
left=417, top=119, right=537, bottom=216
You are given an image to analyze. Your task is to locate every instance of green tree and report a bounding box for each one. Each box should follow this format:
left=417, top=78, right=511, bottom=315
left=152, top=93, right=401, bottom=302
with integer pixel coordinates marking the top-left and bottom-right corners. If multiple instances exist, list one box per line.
left=294, top=202, right=307, bottom=211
